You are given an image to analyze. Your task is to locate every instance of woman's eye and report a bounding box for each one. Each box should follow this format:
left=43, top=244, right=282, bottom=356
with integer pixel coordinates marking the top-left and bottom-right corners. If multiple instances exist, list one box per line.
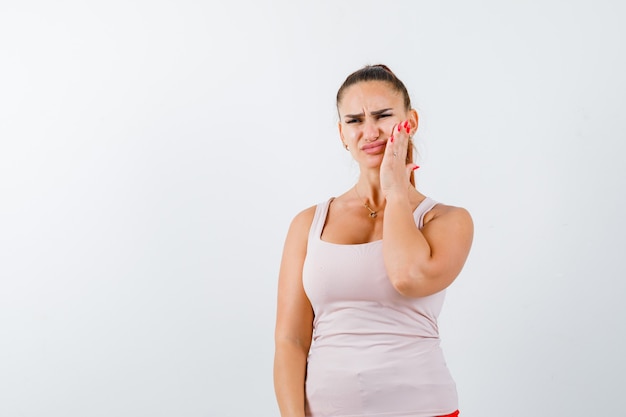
left=346, top=119, right=360, bottom=124
left=377, top=114, right=391, bottom=119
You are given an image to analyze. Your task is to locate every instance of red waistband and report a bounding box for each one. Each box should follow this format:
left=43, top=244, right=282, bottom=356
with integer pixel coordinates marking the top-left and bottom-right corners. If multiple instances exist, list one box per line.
left=436, top=411, right=460, bottom=417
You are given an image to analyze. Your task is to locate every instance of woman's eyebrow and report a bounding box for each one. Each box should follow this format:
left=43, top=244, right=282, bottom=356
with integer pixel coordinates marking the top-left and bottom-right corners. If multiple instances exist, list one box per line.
left=344, top=108, right=392, bottom=119
left=371, top=108, right=392, bottom=116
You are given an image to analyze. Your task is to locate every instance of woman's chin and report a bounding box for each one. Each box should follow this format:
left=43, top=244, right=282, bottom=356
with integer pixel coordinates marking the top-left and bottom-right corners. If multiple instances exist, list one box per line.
left=358, top=156, right=384, bottom=170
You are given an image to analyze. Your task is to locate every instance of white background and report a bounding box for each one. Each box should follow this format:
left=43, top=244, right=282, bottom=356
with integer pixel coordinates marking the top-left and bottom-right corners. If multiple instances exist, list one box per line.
left=1, top=1, right=625, bottom=416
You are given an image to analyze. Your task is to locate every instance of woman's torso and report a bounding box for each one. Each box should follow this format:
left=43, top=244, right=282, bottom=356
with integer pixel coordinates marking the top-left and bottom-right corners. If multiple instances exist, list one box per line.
left=302, top=197, right=458, bottom=417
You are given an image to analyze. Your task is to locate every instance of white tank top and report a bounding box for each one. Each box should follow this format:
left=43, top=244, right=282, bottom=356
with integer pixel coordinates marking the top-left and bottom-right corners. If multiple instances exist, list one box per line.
left=302, top=197, right=458, bottom=417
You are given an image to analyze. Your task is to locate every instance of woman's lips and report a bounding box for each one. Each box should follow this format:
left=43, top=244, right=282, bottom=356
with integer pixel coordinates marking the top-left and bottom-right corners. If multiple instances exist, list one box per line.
left=361, top=140, right=387, bottom=154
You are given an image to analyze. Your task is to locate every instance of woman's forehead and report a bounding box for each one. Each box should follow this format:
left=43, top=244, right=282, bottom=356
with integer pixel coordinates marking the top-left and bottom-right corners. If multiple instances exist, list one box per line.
left=339, top=81, right=403, bottom=111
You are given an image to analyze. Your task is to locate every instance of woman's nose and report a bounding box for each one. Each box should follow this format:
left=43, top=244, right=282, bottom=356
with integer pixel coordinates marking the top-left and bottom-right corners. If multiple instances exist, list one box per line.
left=363, top=119, right=380, bottom=141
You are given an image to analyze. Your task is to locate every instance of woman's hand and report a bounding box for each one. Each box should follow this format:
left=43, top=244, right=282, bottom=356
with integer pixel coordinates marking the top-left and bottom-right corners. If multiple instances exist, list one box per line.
left=380, top=120, right=418, bottom=199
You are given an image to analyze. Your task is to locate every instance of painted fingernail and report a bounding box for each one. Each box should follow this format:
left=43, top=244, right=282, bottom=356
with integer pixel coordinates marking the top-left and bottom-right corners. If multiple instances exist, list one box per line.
left=397, top=124, right=401, bottom=132
left=412, top=165, right=420, bottom=171
left=403, top=121, right=409, bottom=128
left=390, top=134, right=394, bottom=143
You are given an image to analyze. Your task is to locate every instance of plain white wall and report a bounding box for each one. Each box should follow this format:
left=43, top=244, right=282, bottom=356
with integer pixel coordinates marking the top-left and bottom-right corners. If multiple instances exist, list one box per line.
left=1, top=1, right=625, bottom=416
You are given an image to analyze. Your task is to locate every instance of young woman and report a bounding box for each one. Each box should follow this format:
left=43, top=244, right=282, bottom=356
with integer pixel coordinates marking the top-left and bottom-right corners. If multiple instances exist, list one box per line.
left=274, top=64, right=473, bottom=417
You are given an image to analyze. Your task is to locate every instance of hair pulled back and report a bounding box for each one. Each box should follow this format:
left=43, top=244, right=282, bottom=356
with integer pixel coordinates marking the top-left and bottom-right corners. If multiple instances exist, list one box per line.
left=336, top=64, right=417, bottom=186
left=336, top=64, right=411, bottom=111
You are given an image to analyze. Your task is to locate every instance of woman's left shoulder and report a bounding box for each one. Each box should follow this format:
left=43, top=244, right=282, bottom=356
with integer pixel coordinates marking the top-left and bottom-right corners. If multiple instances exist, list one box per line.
left=424, top=201, right=473, bottom=228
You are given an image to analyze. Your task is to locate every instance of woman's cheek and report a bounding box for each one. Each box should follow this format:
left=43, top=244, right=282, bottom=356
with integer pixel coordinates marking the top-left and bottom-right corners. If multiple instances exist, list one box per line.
left=383, top=119, right=398, bottom=134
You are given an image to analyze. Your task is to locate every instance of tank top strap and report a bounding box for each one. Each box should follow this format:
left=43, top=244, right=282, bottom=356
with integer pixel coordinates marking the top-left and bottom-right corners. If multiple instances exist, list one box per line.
left=413, top=197, right=439, bottom=229
left=308, top=198, right=333, bottom=243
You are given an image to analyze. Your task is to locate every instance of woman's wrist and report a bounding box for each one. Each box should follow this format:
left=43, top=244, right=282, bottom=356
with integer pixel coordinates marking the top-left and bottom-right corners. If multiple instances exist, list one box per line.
left=384, top=187, right=411, bottom=206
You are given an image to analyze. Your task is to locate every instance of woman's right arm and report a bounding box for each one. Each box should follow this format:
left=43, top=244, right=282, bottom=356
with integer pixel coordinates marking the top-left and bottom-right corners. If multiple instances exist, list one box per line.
left=273, top=207, right=316, bottom=417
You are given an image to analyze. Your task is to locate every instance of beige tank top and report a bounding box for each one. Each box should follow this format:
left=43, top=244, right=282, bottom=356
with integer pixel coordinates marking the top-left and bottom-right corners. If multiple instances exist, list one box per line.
left=302, top=197, right=458, bottom=417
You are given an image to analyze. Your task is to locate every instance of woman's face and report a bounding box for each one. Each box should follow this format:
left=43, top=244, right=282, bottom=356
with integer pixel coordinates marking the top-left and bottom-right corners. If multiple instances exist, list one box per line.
left=337, top=80, right=414, bottom=168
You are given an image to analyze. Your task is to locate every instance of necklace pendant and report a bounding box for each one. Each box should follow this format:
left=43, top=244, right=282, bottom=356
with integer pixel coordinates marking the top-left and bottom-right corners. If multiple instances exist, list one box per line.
left=369, top=212, right=377, bottom=218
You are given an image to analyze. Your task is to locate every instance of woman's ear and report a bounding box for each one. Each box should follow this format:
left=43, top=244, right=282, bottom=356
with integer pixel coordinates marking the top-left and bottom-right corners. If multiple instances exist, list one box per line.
left=409, top=109, right=419, bottom=134
left=338, top=122, right=348, bottom=150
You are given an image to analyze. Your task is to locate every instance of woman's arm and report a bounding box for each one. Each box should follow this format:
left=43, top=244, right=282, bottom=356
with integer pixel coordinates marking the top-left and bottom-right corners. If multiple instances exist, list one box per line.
left=273, top=207, right=315, bottom=417
left=380, top=120, right=474, bottom=297
left=382, top=196, right=474, bottom=297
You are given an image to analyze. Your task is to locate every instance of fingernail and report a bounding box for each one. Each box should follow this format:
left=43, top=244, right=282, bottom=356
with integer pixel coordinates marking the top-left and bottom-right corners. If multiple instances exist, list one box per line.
left=390, top=134, right=394, bottom=143
left=403, top=121, right=409, bottom=128
left=412, top=165, right=420, bottom=171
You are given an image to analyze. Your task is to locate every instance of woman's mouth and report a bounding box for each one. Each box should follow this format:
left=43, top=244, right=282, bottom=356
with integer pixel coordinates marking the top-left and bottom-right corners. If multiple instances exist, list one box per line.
left=361, top=140, right=387, bottom=155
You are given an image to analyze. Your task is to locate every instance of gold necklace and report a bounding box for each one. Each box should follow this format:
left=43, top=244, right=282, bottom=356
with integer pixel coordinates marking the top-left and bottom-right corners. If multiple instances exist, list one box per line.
left=354, top=185, right=381, bottom=218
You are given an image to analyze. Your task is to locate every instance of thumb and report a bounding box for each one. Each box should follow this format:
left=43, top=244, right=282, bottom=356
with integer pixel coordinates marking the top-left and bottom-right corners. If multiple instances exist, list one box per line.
left=406, top=164, right=420, bottom=179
